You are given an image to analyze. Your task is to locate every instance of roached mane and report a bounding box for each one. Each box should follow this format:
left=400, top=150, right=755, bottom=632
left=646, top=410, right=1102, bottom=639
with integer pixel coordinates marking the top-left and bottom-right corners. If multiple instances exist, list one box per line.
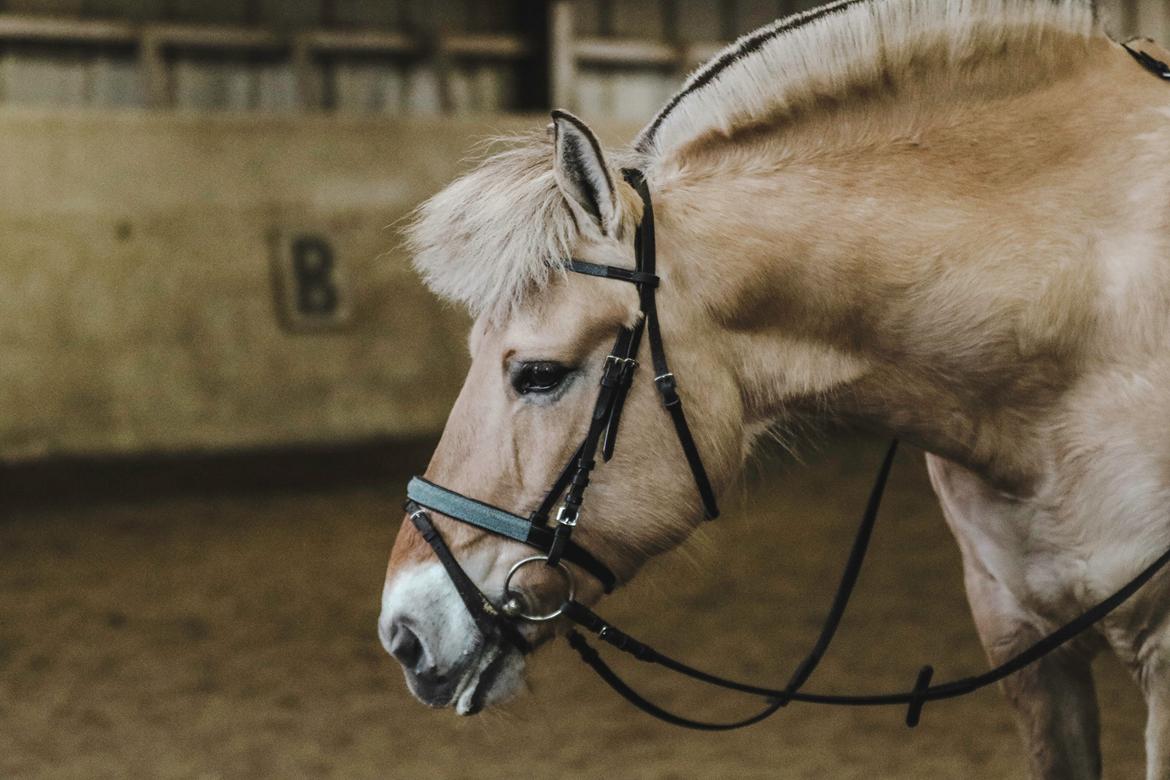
left=635, top=0, right=1100, bottom=161
left=407, top=0, right=1103, bottom=319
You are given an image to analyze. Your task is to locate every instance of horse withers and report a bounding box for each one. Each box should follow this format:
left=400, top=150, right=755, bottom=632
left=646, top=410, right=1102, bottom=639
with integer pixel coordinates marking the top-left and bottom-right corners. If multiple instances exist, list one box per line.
left=380, top=2, right=1170, bottom=777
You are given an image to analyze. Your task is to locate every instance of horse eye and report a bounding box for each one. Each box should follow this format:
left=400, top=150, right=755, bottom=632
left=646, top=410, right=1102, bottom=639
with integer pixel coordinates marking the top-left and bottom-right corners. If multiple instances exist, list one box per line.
left=512, top=362, right=572, bottom=395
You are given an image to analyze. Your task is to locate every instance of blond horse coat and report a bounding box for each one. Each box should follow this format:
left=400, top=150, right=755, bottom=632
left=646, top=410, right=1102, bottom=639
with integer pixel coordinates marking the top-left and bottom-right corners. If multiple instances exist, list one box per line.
left=382, top=2, right=1170, bottom=777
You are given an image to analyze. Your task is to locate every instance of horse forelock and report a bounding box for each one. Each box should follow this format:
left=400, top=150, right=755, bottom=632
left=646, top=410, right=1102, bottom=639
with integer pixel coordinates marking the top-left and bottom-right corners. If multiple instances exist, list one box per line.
left=635, top=0, right=1102, bottom=164
left=405, top=135, right=581, bottom=322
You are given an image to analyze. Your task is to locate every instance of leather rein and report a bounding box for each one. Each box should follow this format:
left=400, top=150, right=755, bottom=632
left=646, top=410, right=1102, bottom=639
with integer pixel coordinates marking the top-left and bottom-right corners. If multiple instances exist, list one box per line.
left=403, top=163, right=1170, bottom=731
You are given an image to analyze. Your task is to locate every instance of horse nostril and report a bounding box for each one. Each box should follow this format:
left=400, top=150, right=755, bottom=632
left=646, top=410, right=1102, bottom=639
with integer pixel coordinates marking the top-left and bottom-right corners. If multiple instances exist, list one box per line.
left=388, top=620, right=423, bottom=670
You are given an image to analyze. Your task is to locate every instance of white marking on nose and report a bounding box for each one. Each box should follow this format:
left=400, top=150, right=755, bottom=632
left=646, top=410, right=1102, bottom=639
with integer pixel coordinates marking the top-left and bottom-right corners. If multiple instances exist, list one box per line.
left=379, top=562, right=478, bottom=672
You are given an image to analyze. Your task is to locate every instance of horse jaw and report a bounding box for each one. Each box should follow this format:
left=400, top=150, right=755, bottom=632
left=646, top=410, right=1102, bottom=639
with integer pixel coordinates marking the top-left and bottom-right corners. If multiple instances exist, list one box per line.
left=379, top=561, right=527, bottom=714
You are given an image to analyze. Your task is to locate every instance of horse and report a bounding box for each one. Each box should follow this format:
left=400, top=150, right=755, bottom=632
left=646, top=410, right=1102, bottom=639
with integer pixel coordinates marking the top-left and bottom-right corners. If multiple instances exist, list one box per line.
left=379, top=1, right=1170, bottom=777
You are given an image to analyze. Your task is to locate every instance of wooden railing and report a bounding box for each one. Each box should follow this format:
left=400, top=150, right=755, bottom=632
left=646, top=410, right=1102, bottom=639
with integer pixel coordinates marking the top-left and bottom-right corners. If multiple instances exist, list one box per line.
left=0, top=0, right=1165, bottom=114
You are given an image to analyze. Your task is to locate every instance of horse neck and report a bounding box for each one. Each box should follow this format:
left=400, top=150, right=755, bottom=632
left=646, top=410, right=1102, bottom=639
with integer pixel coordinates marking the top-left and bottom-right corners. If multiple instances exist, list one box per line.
left=650, top=37, right=1168, bottom=493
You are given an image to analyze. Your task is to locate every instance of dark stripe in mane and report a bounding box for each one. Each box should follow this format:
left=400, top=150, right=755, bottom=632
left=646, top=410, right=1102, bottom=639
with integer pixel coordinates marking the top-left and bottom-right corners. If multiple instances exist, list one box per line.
left=635, top=0, right=872, bottom=154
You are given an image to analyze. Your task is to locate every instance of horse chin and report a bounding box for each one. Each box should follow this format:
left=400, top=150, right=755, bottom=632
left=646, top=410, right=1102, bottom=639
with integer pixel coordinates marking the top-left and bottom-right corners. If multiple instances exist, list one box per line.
left=451, top=643, right=526, bottom=715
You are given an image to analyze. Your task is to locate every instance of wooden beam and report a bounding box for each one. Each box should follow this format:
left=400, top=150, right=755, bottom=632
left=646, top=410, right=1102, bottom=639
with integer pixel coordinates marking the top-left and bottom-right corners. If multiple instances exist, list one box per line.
left=140, top=30, right=168, bottom=108
left=0, top=13, right=565, bottom=66
left=0, top=11, right=734, bottom=115
left=0, top=14, right=424, bottom=57
left=441, top=33, right=530, bottom=59
left=0, top=14, right=136, bottom=45
left=299, top=28, right=419, bottom=56
left=549, top=0, right=575, bottom=109
left=572, top=37, right=725, bottom=69
left=291, top=36, right=319, bottom=112
left=575, top=37, right=678, bottom=66
left=0, top=16, right=302, bottom=53
left=145, top=23, right=284, bottom=51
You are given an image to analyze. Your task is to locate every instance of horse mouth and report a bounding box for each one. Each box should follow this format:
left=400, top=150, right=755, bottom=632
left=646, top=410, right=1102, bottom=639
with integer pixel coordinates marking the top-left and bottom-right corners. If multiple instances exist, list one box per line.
left=453, top=643, right=513, bottom=715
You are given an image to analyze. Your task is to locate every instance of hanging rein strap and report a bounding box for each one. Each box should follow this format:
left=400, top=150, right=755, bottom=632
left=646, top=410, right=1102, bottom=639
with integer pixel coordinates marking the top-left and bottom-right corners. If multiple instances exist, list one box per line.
left=562, top=505, right=1170, bottom=731
left=562, top=438, right=901, bottom=730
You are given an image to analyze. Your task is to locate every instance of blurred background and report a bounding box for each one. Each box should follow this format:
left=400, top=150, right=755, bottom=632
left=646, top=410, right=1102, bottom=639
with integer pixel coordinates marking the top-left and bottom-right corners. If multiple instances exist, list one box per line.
left=0, top=0, right=1164, bottom=462
left=0, top=1, right=1165, bottom=777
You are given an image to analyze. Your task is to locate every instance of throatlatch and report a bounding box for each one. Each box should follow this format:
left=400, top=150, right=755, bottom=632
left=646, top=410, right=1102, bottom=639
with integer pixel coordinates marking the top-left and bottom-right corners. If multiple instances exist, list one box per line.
left=403, top=168, right=1170, bottom=731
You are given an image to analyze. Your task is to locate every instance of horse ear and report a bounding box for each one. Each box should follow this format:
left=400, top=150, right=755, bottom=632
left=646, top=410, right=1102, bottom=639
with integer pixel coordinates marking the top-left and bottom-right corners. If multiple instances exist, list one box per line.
left=550, top=109, right=619, bottom=235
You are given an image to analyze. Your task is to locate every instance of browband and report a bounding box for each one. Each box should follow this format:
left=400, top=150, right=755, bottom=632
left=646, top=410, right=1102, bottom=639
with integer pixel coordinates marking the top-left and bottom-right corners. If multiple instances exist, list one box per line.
left=567, top=259, right=660, bottom=288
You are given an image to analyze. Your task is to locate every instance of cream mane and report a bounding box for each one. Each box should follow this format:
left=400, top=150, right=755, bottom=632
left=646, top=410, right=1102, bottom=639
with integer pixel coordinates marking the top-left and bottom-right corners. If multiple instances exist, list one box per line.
left=405, top=136, right=580, bottom=321
left=408, top=0, right=1104, bottom=320
left=635, top=0, right=1101, bottom=161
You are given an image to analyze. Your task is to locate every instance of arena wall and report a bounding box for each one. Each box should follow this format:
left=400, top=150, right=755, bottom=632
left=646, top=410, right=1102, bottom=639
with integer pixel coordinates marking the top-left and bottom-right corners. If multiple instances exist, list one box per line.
left=0, top=110, right=634, bottom=461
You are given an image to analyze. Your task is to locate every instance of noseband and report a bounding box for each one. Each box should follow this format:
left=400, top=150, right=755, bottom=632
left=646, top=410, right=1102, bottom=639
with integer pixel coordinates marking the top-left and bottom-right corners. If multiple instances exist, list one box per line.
left=403, top=167, right=1170, bottom=731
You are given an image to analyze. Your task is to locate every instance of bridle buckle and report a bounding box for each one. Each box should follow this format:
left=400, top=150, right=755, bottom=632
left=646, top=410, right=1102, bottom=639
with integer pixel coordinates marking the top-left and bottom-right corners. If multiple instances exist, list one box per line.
left=601, top=354, right=638, bottom=387
left=654, top=371, right=680, bottom=407
left=556, top=504, right=579, bottom=527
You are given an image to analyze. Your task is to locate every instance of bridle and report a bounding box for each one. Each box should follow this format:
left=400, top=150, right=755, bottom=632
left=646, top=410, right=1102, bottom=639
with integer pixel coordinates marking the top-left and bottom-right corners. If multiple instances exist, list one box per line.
left=403, top=164, right=1170, bottom=731
left=405, top=167, right=714, bottom=645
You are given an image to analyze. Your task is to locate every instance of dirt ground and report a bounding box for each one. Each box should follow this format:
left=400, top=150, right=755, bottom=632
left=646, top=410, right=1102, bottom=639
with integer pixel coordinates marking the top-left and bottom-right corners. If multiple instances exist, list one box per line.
left=0, top=436, right=1149, bottom=778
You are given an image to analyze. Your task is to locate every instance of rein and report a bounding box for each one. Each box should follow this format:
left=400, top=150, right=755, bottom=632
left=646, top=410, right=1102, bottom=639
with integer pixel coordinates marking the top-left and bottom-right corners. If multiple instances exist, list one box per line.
left=403, top=166, right=1170, bottom=731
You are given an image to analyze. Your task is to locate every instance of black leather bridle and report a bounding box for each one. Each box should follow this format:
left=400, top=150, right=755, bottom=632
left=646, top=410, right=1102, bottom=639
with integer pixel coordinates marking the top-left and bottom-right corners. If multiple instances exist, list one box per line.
left=402, top=166, right=1170, bottom=731
left=405, top=167, right=715, bottom=648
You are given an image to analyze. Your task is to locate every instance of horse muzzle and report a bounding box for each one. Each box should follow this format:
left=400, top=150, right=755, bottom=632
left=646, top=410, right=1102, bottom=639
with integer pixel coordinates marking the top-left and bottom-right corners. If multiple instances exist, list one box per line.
left=379, top=556, right=534, bottom=715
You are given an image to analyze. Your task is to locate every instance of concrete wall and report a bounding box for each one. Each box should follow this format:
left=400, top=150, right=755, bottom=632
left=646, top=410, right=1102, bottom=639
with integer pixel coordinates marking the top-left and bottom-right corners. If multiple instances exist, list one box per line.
left=0, top=110, right=639, bottom=461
